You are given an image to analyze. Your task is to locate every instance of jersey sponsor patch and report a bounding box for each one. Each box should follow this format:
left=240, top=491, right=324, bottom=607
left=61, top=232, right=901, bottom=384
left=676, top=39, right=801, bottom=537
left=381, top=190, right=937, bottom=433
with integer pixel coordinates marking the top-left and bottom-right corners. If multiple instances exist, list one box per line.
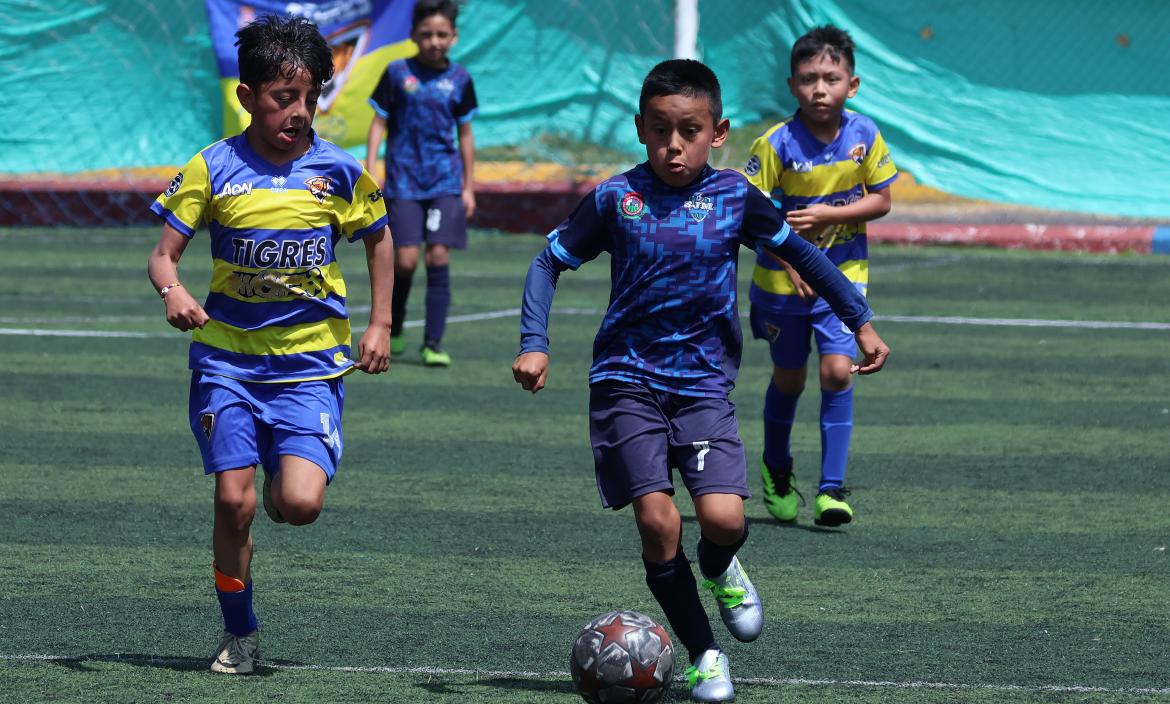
left=165, top=172, right=184, bottom=198
left=744, top=155, right=761, bottom=176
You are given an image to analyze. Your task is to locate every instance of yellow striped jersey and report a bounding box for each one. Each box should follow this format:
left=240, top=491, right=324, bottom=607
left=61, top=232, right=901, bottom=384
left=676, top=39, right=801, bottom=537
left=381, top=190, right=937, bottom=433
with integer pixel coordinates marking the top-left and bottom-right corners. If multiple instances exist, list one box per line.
left=743, top=110, right=897, bottom=314
left=150, top=132, right=388, bottom=382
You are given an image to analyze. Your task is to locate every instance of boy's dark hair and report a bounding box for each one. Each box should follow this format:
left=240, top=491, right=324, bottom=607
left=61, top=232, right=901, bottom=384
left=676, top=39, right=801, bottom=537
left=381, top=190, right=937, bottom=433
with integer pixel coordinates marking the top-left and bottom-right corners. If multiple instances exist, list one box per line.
left=639, top=59, right=723, bottom=123
left=235, top=15, right=334, bottom=89
left=790, top=25, right=855, bottom=76
left=412, top=0, right=459, bottom=30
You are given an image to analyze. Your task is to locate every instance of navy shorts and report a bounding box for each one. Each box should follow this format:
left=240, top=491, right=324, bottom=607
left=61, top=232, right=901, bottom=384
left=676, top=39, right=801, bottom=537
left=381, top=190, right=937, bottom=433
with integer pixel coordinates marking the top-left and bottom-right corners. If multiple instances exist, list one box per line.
left=188, top=372, right=344, bottom=483
left=388, top=195, right=467, bottom=249
left=588, top=382, right=750, bottom=510
left=750, top=306, right=857, bottom=369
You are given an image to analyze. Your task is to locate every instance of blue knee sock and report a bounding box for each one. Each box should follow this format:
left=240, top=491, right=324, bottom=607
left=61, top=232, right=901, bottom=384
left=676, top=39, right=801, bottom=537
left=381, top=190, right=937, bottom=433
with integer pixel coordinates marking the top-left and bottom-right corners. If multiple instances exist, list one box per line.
left=819, top=387, right=854, bottom=491
left=391, top=268, right=413, bottom=337
left=763, top=383, right=799, bottom=471
left=216, top=581, right=259, bottom=636
left=697, top=522, right=749, bottom=579
left=643, top=550, right=717, bottom=662
left=424, top=264, right=450, bottom=347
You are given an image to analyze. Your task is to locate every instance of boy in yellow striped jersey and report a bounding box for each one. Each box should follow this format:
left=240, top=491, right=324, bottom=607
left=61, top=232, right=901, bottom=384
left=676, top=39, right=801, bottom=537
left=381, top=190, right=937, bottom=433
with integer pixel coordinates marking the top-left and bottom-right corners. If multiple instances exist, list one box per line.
left=744, top=26, right=897, bottom=527
left=147, top=15, right=393, bottom=673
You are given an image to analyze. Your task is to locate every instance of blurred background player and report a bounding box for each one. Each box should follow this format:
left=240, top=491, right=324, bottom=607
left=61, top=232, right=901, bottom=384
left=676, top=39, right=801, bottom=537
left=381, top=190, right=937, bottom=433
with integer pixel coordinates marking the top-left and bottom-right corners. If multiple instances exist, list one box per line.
left=366, top=0, right=477, bottom=367
left=744, top=25, right=897, bottom=528
left=147, top=15, right=393, bottom=674
left=512, top=59, right=889, bottom=702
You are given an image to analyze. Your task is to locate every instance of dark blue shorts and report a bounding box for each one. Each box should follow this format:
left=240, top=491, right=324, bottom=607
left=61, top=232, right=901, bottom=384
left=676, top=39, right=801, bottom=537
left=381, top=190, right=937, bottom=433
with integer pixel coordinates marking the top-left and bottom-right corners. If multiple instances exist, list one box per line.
left=388, top=195, right=467, bottom=249
left=188, top=372, right=344, bottom=482
left=750, top=306, right=857, bottom=369
left=588, top=382, right=750, bottom=510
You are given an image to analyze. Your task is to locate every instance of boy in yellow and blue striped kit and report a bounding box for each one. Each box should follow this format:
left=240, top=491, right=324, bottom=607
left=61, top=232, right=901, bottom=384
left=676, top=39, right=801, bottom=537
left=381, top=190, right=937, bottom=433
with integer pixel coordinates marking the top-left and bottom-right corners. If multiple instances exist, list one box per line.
left=147, top=15, right=393, bottom=674
left=745, top=25, right=897, bottom=527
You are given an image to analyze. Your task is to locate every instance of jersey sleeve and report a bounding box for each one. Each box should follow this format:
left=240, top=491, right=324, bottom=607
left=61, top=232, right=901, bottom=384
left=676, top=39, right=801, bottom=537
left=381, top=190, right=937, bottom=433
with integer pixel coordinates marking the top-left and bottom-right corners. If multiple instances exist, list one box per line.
left=341, top=169, right=389, bottom=241
left=862, top=130, right=898, bottom=191
left=150, top=152, right=211, bottom=237
left=368, top=66, right=395, bottom=119
left=740, top=184, right=793, bottom=251
left=743, top=132, right=783, bottom=201
left=454, top=74, right=478, bottom=124
left=546, top=189, right=609, bottom=270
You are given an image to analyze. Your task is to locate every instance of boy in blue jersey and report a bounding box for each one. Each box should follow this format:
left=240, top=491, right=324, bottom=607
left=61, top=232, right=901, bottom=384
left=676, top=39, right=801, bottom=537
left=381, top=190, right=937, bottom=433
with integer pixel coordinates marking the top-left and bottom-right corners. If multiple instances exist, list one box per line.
left=512, top=59, right=889, bottom=703
left=147, top=15, right=393, bottom=675
left=366, top=0, right=477, bottom=367
left=745, top=26, right=898, bottom=528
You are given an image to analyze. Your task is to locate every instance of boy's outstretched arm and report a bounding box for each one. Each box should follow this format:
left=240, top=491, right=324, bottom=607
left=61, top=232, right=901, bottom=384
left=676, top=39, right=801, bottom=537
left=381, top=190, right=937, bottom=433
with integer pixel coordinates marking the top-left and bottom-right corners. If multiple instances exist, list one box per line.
left=148, top=223, right=209, bottom=332
left=355, top=225, right=394, bottom=374
left=512, top=248, right=568, bottom=393
left=365, top=115, right=387, bottom=181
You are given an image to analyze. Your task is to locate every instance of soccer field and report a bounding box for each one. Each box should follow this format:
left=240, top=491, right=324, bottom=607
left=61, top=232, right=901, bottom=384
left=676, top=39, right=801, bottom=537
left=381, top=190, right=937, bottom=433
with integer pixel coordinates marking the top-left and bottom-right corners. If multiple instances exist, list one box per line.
left=2, top=228, right=1168, bottom=703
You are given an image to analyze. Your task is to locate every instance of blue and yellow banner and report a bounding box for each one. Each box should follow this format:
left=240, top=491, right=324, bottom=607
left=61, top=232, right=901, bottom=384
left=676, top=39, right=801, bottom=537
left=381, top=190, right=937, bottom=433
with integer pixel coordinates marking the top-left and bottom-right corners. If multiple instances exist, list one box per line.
left=206, top=0, right=417, bottom=149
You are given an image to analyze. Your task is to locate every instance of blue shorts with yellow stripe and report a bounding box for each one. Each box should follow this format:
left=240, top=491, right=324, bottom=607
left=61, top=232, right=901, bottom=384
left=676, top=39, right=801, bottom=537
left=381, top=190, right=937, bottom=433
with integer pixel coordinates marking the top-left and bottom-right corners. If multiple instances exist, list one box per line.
left=188, top=372, right=344, bottom=482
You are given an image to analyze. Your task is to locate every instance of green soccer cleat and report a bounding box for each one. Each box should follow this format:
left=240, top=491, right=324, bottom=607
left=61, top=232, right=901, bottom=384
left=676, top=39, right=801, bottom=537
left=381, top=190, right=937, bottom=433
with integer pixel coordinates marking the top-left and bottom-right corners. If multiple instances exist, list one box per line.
left=760, top=455, right=801, bottom=522
left=686, top=648, right=735, bottom=703
left=814, top=488, right=853, bottom=527
left=262, top=471, right=286, bottom=524
left=420, top=344, right=451, bottom=367
left=210, top=629, right=260, bottom=674
left=390, top=333, right=406, bottom=356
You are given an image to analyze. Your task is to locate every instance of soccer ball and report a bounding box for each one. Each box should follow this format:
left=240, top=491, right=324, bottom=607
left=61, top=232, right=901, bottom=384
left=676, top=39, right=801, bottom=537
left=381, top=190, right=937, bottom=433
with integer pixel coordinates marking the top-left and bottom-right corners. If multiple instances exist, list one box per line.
left=570, top=610, right=674, bottom=704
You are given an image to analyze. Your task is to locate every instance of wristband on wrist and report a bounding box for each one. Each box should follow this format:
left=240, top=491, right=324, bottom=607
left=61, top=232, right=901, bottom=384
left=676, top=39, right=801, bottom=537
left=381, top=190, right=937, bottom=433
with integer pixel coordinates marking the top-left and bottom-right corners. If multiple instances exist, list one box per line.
left=159, top=282, right=182, bottom=298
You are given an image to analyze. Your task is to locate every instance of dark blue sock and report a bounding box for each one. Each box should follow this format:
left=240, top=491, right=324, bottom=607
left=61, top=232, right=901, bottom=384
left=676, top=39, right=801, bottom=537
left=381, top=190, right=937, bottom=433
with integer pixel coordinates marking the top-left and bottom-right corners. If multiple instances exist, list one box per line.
left=216, top=581, right=259, bottom=636
left=697, top=521, right=749, bottom=579
left=819, top=387, right=854, bottom=491
left=391, top=267, right=414, bottom=337
left=764, top=382, right=799, bottom=471
left=644, top=550, right=717, bottom=662
left=424, top=264, right=450, bottom=347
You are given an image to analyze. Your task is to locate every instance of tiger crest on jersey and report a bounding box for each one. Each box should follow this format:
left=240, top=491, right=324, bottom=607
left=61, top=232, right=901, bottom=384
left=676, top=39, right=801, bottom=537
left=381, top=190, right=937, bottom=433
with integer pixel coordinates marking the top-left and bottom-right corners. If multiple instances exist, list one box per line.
left=304, top=176, right=334, bottom=204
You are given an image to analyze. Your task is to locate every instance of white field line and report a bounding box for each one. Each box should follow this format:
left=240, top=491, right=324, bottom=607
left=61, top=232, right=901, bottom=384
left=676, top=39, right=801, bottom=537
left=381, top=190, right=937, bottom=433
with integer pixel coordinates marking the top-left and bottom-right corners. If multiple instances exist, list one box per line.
left=2, top=309, right=1168, bottom=340
left=4, top=653, right=1169, bottom=696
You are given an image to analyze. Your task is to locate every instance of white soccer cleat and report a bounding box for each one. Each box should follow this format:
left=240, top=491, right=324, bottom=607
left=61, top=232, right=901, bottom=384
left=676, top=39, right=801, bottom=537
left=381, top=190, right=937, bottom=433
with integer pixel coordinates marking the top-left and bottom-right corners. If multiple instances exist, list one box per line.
left=686, top=648, right=735, bottom=702
left=210, top=629, right=260, bottom=674
left=701, top=554, right=763, bottom=643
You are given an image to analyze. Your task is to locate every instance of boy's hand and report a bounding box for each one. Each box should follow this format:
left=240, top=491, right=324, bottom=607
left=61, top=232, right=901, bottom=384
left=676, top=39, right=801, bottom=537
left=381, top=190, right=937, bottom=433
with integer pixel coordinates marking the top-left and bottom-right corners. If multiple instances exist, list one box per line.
left=512, top=351, right=549, bottom=394
left=355, top=325, right=391, bottom=374
left=785, top=204, right=836, bottom=233
left=462, top=187, right=476, bottom=220
left=163, top=287, right=209, bottom=331
left=851, top=322, right=889, bottom=375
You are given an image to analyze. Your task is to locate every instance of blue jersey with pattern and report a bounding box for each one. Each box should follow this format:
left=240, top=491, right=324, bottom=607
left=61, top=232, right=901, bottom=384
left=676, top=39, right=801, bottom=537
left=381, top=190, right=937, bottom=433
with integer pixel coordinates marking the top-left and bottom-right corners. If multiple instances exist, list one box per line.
left=548, top=163, right=791, bottom=397
left=744, top=109, right=897, bottom=315
left=369, top=58, right=477, bottom=200
left=150, top=132, right=388, bottom=383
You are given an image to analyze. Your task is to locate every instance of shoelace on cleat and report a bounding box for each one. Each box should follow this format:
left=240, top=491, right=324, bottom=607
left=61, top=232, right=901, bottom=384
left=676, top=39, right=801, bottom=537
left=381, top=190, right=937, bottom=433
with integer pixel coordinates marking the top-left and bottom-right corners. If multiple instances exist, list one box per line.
left=763, top=464, right=806, bottom=505
left=702, top=579, right=747, bottom=608
left=820, top=487, right=851, bottom=502
left=685, top=658, right=724, bottom=687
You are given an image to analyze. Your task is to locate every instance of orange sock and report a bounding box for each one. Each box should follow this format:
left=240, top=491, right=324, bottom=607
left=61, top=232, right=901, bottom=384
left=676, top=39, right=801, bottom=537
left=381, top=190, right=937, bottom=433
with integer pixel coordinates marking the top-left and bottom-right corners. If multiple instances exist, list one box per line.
left=213, top=563, right=247, bottom=592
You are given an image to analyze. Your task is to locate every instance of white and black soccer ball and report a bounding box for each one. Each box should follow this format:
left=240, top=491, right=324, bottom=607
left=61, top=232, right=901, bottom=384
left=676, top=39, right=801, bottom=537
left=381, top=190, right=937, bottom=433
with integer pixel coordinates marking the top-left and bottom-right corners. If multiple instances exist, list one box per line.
left=570, top=610, right=674, bottom=704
